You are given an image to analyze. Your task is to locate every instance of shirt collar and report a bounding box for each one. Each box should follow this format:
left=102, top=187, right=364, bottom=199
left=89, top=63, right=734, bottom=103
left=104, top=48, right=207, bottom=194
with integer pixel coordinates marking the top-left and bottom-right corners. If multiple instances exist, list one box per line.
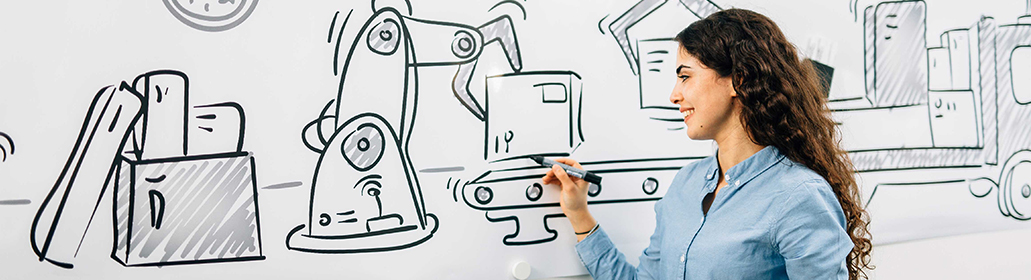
left=704, top=145, right=785, bottom=188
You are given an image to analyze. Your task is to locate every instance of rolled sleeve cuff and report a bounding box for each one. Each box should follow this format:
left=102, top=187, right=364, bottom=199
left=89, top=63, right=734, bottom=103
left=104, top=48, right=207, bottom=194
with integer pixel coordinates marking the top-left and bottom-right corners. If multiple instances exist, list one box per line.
left=574, top=227, right=615, bottom=267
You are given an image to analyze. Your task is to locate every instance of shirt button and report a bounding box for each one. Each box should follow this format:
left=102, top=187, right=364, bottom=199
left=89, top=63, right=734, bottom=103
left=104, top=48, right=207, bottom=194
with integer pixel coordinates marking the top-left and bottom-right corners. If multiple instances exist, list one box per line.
left=735, top=180, right=741, bottom=186
left=680, top=254, right=686, bottom=262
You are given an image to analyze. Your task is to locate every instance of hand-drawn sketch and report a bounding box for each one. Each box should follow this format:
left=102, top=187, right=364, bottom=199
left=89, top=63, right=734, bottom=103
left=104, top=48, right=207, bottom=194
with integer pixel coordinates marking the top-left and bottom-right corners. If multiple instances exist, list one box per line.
left=437, top=2, right=718, bottom=246
left=288, top=3, right=501, bottom=254
left=0, top=199, right=31, bottom=205
left=459, top=157, right=703, bottom=245
left=31, top=84, right=145, bottom=269
left=0, top=131, right=14, bottom=162
left=604, top=0, right=720, bottom=76
left=162, top=0, right=259, bottom=32
left=31, top=70, right=263, bottom=268
left=112, top=150, right=263, bottom=266
left=483, top=71, right=582, bottom=162
left=829, top=0, right=1031, bottom=221
left=288, top=0, right=603, bottom=252
left=289, top=112, right=439, bottom=254
left=600, top=0, right=722, bottom=127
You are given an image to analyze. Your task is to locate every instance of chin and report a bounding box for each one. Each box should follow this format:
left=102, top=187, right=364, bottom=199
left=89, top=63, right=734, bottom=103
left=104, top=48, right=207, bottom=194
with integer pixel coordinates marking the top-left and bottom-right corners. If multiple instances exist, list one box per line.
left=684, top=128, right=709, bottom=141
left=685, top=129, right=700, bottom=140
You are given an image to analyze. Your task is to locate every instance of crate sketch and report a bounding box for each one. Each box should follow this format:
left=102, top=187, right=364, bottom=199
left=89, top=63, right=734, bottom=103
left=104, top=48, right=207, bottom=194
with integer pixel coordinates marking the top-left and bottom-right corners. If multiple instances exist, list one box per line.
left=30, top=70, right=264, bottom=268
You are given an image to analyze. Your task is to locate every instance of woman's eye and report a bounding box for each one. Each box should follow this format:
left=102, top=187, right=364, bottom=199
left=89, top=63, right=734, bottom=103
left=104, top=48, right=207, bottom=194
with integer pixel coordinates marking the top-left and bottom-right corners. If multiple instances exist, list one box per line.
left=678, top=75, right=689, bottom=81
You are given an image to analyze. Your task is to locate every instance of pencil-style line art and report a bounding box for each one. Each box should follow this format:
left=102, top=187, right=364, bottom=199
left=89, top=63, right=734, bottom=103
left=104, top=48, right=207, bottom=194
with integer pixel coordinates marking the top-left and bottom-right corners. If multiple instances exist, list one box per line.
left=832, top=0, right=1031, bottom=223
left=419, top=166, right=465, bottom=173
left=483, top=71, right=582, bottom=163
left=30, top=70, right=264, bottom=268
left=0, top=199, right=32, bottom=205
left=451, top=15, right=524, bottom=121
left=162, top=0, right=260, bottom=32
left=31, top=83, right=145, bottom=269
left=288, top=0, right=603, bottom=251
left=460, top=156, right=704, bottom=245
left=290, top=3, right=520, bottom=253
left=0, top=131, right=14, bottom=162
left=488, top=0, right=527, bottom=20
left=288, top=113, right=439, bottom=254
left=599, top=0, right=721, bottom=126
left=263, top=181, right=304, bottom=190
left=603, top=0, right=721, bottom=76
left=484, top=212, right=565, bottom=246
left=112, top=151, right=264, bottom=266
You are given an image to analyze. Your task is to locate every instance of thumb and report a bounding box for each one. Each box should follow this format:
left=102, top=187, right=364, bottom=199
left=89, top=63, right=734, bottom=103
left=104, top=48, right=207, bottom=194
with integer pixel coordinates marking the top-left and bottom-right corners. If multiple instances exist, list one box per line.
left=552, top=165, right=576, bottom=187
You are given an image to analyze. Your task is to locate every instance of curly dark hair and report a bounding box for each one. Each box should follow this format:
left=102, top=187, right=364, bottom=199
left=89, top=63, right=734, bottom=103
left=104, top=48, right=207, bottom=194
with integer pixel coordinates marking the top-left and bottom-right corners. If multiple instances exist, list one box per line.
left=676, top=8, right=873, bottom=279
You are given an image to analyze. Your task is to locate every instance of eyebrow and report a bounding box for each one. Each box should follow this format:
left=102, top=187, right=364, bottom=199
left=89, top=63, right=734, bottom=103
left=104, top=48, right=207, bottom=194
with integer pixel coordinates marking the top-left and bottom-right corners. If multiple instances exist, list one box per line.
left=676, top=65, right=691, bottom=73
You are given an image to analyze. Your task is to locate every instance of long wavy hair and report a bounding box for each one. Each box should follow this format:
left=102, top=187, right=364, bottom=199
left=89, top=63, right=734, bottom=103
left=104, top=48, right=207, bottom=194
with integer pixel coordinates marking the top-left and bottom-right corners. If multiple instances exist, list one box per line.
left=676, top=8, right=873, bottom=279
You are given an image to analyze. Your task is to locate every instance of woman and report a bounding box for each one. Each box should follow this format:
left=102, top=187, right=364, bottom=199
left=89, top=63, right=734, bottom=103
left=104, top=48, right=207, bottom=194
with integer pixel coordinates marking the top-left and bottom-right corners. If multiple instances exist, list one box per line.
left=542, top=8, right=873, bottom=279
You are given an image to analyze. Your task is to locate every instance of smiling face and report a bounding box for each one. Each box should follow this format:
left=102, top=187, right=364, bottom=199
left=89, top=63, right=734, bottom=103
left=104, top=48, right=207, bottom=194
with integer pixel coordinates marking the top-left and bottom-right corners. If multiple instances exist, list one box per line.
left=669, top=46, right=741, bottom=141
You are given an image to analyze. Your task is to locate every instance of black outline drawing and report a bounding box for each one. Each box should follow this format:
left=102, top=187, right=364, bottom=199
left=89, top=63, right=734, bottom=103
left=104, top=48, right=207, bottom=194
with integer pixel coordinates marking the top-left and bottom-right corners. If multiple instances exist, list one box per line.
left=451, top=15, right=524, bottom=121
left=0, top=131, right=14, bottom=162
left=289, top=4, right=516, bottom=254
left=31, top=83, right=145, bottom=269
left=112, top=151, right=264, bottom=266
left=603, top=0, right=720, bottom=76
left=483, top=71, right=583, bottom=163
left=290, top=1, right=599, bottom=251
left=443, top=0, right=728, bottom=246
left=460, top=156, right=704, bottom=245
left=600, top=0, right=722, bottom=126
left=162, top=0, right=259, bottom=32
left=30, top=70, right=264, bottom=268
left=289, top=112, right=438, bottom=254
left=488, top=0, right=527, bottom=21
left=128, top=70, right=190, bottom=160
left=829, top=1, right=1031, bottom=222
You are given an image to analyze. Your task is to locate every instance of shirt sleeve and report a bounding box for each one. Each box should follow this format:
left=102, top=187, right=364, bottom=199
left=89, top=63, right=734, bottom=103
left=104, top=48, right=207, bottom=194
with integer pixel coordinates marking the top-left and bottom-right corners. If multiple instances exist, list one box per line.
left=575, top=201, right=664, bottom=280
left=773, top=180, right=853, bottom=280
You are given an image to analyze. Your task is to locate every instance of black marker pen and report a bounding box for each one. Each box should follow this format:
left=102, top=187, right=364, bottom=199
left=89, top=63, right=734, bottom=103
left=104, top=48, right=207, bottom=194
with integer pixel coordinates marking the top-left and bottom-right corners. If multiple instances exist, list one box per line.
left=530, top=156, right=603, bottom=185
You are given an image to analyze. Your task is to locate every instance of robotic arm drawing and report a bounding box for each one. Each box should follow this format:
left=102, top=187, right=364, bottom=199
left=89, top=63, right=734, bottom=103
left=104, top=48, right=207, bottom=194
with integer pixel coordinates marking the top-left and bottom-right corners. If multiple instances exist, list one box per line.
left=288, top=5, right=522, bottom=254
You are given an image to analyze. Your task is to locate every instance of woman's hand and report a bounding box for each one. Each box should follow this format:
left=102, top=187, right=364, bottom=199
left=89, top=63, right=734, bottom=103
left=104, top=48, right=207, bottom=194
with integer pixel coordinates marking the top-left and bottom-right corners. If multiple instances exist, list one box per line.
left=542, top=158, right=597, bottom=241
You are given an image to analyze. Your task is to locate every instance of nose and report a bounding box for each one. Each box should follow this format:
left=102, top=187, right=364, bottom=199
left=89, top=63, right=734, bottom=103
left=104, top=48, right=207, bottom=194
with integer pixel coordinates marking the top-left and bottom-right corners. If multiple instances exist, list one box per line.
left=670, top=87, right=683, bottom=105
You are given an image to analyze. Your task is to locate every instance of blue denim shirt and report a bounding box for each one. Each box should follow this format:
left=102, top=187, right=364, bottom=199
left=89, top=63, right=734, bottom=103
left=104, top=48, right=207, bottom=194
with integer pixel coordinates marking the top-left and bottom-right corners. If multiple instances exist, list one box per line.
left=575, top=146, right=852, bottom=279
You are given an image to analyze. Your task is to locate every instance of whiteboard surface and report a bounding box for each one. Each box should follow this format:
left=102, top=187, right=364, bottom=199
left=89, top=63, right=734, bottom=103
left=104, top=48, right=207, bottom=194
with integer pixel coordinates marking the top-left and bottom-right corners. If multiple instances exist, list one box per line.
left=2, top=0, right=1030, bottom=279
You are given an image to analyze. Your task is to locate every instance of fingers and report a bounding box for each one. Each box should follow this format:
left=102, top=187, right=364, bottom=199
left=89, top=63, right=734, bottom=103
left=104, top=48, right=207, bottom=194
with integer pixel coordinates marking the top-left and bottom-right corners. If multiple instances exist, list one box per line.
left=553, top=158, right=584, bottom=169
left=542, top=170, right=555, bottom=185
left=541, top=157, right=585, bottom=186
left=552, top=165, right=577, bottom=187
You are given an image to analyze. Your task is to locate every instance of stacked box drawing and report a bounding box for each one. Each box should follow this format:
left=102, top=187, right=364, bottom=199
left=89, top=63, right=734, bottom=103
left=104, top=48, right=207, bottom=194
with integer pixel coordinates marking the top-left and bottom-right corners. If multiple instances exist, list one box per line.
left=484, top=71, right=583, bottom=162
left=864, top=1, right=927, bottom=107
left=926, top=27, right=982, bottom=147
left=112, top=152, right=262, bottom=266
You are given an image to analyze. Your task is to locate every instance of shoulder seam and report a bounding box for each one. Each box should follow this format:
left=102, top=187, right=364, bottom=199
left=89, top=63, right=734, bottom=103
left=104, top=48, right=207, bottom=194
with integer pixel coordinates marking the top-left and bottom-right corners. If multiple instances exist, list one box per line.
left=767, top=178, right=824, bottom=249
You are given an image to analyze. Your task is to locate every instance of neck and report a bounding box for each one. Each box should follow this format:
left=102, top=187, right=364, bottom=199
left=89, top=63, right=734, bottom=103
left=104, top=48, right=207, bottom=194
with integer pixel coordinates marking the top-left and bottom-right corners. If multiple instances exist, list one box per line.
left=714, top=123, right=765, bottom=178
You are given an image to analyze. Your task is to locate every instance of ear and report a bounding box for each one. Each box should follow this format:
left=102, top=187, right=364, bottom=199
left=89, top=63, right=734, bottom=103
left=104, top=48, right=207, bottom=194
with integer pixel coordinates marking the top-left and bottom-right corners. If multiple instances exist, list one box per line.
left=723, top=75, right=740, bottom=98
left=302, top=99, right=337, bottom=153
